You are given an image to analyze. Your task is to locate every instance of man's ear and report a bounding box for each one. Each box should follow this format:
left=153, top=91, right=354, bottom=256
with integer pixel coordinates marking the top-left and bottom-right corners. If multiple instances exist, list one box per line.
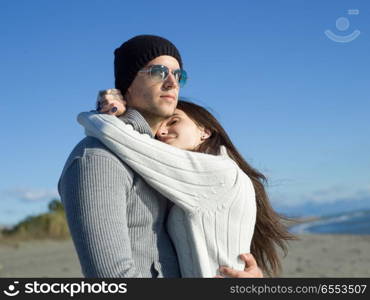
left=201, top=128, right=212, bottom=140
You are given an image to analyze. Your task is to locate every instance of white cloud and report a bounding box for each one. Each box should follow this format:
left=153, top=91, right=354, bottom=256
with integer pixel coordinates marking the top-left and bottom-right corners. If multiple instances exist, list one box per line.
left=1, top=187, right=59, bottom=203
left=270, top=184, right=370, bottom=207
left=301, top=185, right=370, bottom=204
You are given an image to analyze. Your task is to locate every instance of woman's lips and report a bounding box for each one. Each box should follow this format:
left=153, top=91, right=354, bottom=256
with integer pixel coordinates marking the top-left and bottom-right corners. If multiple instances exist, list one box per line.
left=160, top=136, right=175, bottom=143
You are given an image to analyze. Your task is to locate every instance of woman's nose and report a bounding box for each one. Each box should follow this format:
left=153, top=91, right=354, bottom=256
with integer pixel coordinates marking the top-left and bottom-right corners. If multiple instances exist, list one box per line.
left=157, top=127, right=168, bottom=136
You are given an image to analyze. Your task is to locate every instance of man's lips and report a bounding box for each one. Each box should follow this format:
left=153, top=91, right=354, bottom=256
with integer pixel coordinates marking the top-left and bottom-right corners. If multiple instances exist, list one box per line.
left=160, top=94, right=176, bottom=101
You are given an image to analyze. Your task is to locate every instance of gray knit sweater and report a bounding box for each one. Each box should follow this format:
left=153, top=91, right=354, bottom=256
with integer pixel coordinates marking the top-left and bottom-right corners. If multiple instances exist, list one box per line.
left=58, top=108, right=180, bottom=278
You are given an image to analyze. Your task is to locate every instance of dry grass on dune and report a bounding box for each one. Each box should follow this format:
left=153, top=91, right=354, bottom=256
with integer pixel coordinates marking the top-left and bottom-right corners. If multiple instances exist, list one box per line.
left=0, top=199, right=71, bottom=242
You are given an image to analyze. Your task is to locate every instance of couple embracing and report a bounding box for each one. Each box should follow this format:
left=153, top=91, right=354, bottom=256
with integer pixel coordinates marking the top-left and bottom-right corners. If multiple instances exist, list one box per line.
left=58, top=35, right=294, bottom=278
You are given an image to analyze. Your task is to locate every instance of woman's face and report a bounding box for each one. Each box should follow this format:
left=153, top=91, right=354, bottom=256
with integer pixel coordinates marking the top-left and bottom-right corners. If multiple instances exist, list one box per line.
left=156, top=109, right=210, bottom=150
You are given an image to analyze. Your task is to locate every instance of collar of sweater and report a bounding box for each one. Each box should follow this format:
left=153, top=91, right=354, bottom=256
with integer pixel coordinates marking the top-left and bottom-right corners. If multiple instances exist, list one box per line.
left=118, top=108, right=154, bottom=138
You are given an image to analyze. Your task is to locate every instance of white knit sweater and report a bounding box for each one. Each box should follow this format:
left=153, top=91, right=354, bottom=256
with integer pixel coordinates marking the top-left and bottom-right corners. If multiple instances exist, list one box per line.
left=78, top=112, right=256, bottom=277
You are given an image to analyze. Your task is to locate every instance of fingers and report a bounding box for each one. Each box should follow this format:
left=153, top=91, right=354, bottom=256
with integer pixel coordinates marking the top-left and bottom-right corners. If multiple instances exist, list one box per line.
left=106, top=88, right=122, bottom=96
left=101, top=94, right=125, bottom=106
left=97, top=89, right=125, bottom=106
left=114, top=102, right=126, bottom=116
left=98, top=92, right=127, bottom=116
left=100, top=103, right=115, bottom=114
left=239, top=253, right=257, bottom=270
left=218, top=253, right=263, bottom=278
left=219, top=266, right=262, bottom=278
left=240, top=253, right=263, bottom=277
left=219, top=266, right=249, bottom=278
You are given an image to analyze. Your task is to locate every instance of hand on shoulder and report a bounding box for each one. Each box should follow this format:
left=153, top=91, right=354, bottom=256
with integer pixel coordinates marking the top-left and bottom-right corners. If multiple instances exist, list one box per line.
left=97, top=88, right=127, bottom=116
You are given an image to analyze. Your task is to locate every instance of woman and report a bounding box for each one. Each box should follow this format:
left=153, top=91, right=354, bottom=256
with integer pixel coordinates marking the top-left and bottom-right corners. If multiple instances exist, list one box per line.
left=78, top=89, right=295, bottom=277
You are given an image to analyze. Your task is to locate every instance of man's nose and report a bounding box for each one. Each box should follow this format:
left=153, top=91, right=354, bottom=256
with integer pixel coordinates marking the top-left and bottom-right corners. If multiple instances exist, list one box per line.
left=163, top=72, right=178, bottom=89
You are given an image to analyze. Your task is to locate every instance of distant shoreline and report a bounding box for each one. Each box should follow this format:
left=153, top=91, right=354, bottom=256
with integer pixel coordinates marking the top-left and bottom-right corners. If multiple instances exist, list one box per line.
left=287, top=210, right=370, bottom=235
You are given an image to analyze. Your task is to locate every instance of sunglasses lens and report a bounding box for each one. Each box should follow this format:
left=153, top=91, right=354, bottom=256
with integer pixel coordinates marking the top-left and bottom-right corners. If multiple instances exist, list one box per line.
left=146, top=65, right=187, bottom=87
left=176, top=69, right=187, bottom=87
left=150, top=65, right=168, bottom=81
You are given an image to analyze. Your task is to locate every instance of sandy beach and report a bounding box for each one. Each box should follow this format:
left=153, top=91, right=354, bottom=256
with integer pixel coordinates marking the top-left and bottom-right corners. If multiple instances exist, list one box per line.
left=0, top=234, right=369, bottom=277
left=279, top=234, right=370, bottom=277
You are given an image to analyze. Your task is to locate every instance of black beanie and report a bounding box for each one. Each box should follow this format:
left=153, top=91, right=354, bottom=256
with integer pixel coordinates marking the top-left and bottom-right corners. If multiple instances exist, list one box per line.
left=114, top=34, right=183, bottom=96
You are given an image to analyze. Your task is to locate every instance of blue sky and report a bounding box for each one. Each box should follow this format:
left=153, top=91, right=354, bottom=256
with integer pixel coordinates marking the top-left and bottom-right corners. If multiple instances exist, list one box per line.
left=1, top=0, right=369, bottom=225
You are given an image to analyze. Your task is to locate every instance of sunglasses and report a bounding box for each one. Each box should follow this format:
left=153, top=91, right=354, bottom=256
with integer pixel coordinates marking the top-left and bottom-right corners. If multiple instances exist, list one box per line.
left=138, top=65, right=188, bottom=87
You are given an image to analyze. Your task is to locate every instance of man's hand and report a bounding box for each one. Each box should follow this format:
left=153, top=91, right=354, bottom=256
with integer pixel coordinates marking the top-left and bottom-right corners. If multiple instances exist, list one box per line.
left=216, top=253, right=263, bottom=278
left=97, top=88, right=127, bottom=116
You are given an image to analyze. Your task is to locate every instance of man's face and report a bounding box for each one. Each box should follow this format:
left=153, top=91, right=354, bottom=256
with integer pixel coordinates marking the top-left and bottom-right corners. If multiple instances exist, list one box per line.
left=125, top=55, right=180, bottom=120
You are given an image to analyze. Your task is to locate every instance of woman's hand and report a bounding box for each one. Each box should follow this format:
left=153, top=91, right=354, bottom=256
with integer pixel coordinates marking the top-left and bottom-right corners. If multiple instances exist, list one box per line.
left=216, top=253, right=263, bottom=278
left=97, top=88, right=127, bottom=116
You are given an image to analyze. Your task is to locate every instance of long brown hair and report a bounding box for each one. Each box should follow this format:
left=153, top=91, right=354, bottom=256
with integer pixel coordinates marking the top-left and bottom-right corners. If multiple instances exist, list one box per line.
left=176, top=99, right=297, bottom=277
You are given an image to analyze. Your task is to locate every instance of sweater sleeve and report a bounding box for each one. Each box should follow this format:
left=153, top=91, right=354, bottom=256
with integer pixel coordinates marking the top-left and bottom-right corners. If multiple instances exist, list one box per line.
left=77, top=112, right=238, bottom=213
left=58, top=153, right=142, bottom=277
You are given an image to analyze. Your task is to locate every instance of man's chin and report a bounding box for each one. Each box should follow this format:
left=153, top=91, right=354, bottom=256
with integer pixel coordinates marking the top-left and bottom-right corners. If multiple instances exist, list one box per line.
left=159, top=105, right=177, bottom=118
left=162, top=111, right=175, bottom=119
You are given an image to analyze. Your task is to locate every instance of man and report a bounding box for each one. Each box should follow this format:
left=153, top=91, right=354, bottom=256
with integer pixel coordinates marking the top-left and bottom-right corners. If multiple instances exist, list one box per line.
left=58, top=35, right=262, bottom=278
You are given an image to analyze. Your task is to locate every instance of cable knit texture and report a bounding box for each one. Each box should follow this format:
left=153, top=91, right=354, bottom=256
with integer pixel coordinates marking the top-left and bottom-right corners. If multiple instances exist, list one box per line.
left=78, top=111, right=257, bottom=277
left=58, top=108, right=180, bottom=278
